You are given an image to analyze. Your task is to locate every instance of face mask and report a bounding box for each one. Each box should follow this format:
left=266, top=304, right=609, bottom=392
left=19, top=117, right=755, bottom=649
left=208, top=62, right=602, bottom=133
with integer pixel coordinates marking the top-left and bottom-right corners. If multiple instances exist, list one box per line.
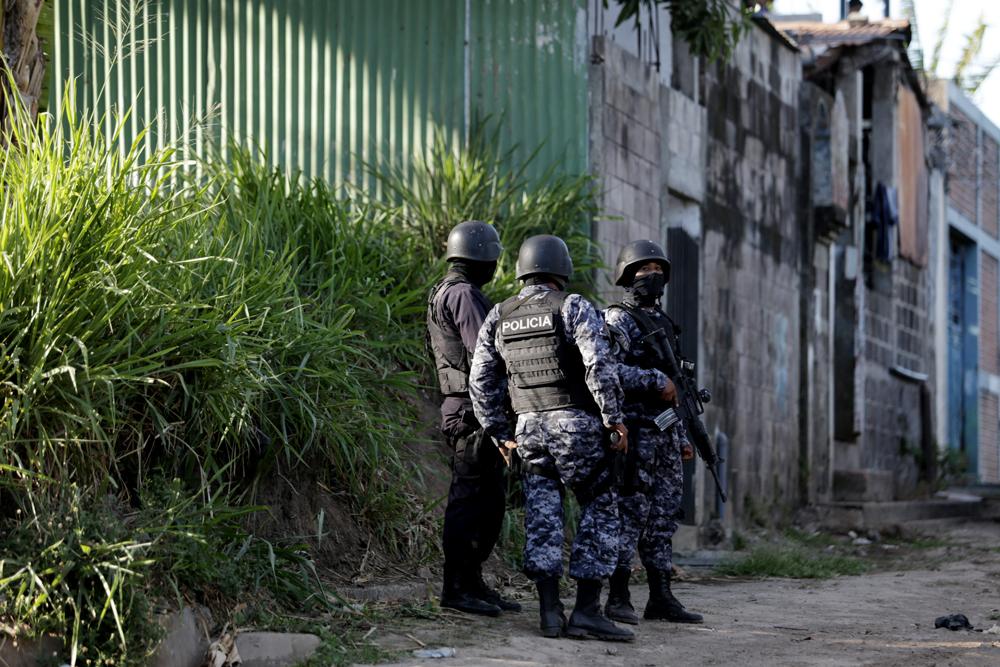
left=630, top=272, right=665, bottom=304
left=452, top=260, right=497, bottom=287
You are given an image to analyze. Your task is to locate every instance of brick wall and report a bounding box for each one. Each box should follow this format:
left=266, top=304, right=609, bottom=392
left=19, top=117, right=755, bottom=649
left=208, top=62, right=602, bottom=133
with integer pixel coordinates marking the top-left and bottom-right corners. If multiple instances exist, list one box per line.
left=984, top=134, right=999, bottom=238
left=700, top=29, right=803, bottom=522
left=980, top=252, right=999, bottom=483
left=982, top=252, right=999, bottom=376
left=949, top=106, right=978, bottom=223
left=980, top=392, right=999, bottom=483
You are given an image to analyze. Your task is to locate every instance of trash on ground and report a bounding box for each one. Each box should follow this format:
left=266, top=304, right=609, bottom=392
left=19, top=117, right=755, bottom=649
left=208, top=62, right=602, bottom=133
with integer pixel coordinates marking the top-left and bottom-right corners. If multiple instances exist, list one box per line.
left=934, top=614, right=973, bottom=631
left=852, top=537, right=872, bottom=546
left=413, top=647, right=457, bottom=659
left=204, top=630, right=241, bottom=667
left=983, top=624, right=1000, bottom=635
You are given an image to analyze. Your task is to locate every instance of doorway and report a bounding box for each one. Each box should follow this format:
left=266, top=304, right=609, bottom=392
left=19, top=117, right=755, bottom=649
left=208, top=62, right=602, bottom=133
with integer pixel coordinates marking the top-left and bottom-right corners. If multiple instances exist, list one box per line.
left=947, top=231, right=979, bottom=474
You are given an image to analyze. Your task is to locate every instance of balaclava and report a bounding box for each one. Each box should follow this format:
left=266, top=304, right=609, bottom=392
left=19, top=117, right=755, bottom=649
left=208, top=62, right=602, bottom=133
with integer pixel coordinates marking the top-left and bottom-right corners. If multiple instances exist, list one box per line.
left=624, top=271, right=665, bottom=307
left=450, top=259, right=498, bottom=288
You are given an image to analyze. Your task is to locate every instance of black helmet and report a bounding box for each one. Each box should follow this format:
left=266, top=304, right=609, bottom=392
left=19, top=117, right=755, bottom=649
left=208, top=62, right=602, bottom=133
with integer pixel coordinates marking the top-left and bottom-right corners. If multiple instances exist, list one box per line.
left=516, top=235, right=573, bottom=280
left=446, top=221, right=503, bottom=262
left=614, top=239, right=671, bottom=286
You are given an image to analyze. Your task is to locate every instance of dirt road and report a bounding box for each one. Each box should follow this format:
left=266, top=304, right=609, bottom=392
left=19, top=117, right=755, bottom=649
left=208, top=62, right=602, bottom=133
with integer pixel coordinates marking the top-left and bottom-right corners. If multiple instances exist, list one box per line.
left=364, top=520, right=1000, bottom=666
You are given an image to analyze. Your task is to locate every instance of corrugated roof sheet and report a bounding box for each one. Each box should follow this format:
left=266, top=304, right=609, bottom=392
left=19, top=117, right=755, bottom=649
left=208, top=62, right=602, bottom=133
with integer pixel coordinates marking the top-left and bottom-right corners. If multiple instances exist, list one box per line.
left=772, top=17, right=910, bottom=47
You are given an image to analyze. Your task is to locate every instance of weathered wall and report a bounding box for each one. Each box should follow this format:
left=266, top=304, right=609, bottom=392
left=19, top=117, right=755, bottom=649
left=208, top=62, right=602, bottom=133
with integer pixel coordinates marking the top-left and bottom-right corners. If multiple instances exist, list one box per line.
left=982, top=134, right=999, bottom=239
left=589, top=35, right=663, bottom=303
left=938, top=84, right=1000, bottom=484
left=948, top=106, right=980, bottom=224
left=860, top=259, right=926, bottom=491
left=852, top=63, right=933, bottom=496
left=798, top=81, right=838, bottom=505
left=981, top=252, right=1000, bottom=482
left=699, top=27, right=803, bottom=523
left=589, top=23, right=805, bottom=527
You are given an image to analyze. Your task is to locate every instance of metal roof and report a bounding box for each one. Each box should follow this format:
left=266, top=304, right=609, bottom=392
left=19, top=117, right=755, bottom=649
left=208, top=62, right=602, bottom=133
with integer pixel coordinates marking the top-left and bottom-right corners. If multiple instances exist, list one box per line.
left=772, top=17, right=911, bottom=47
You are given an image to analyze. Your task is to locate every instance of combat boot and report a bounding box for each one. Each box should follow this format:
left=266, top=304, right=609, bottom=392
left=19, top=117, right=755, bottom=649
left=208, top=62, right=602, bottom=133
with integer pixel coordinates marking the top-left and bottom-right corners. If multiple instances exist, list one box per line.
left=467, top=567, right=522, bottom=612
left=604, top=566, right=639, bottom=625
left=536, top=576, right=566, bottom=638
left=566, top=579, right=635, bottom=642
left=440, top=565, right=501, bottom=617
left=644, top=567, right=703, bottom=623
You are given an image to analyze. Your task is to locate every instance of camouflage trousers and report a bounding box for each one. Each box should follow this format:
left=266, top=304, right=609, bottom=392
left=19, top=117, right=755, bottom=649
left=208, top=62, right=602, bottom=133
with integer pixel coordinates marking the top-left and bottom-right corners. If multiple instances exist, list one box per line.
left=516, top=409, right=621, bottom=582
left=616, top=421, right=684, bottom=571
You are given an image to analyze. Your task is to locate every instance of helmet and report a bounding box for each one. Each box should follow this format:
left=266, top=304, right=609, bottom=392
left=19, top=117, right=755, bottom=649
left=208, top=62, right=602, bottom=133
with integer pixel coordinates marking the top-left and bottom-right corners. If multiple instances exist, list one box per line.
left=614, top=239, right=671, bottom=286
left=445, top=221, right=503, bottom=262
left=515, top=235, right=573, bottom=280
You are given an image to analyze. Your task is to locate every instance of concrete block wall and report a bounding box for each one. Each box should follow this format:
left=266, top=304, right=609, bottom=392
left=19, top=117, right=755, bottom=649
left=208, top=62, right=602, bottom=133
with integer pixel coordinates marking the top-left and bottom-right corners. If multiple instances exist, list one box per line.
left=663, top=86, right=706, bottom=202
left=699, top=27, right=803, bottom=523
left=859, top=257, right=927, bottom=492
left=589, top=36, right=663, bottom=303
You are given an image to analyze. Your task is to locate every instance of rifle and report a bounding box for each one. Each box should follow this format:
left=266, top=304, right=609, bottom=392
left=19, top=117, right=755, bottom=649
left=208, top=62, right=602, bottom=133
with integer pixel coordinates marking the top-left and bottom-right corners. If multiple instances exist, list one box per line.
left=640, top=324, right=727, bottom=503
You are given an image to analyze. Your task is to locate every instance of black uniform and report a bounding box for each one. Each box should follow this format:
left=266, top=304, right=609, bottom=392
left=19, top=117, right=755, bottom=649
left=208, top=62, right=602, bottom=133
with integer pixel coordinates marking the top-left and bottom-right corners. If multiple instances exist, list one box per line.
left=428, top=268, right=507, bottom=602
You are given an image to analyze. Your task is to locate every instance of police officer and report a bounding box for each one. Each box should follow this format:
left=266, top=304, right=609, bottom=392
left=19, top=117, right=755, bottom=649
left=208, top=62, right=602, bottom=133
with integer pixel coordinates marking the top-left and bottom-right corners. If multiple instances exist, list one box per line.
left=428, top=221, right=520, bottom=616
left=469, top=234, right=633, bottom=642
left=603, top=239, right=703, bottom=624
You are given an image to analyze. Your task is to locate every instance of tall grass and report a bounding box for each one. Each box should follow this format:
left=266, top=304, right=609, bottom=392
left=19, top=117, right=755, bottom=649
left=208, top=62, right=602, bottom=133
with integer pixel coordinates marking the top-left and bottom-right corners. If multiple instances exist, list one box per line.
left=374, top=121, right=605, bottom=301
left=0, top=99, right=430, bottom=662
left=1, top=95, right=605, bottom=660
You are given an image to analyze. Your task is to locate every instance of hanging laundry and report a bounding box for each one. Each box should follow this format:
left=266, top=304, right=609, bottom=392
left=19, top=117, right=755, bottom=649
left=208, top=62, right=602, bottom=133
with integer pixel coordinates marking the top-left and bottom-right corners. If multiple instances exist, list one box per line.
left=871, top=182, right=899, bottom=262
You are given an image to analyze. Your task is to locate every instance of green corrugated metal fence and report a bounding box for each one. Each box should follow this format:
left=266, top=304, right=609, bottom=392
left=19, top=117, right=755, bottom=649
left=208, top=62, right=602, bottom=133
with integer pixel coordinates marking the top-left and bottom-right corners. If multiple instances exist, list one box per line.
left=50, top=0, right=589, bottom=189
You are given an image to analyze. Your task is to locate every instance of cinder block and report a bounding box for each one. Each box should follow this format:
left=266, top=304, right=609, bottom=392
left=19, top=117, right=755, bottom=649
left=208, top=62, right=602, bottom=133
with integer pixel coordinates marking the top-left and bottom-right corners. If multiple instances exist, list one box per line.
left=235, top=633, right=321, bottom=667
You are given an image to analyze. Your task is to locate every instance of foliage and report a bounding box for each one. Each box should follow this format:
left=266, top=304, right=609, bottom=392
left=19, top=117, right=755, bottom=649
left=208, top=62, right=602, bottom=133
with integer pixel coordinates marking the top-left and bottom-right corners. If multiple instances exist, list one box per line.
left=604, top=0, right=751, bottom=62
left=373, top=120, right=605, bottom=303
left=0, top=475, right=322, bottom=666
left=938, top=447, right=969, bottom=484
left=910, top=2, right=1000, bottom=97
left=0, top=95, right=428, bottom=662
left=1, top=83, right=606, bottom=661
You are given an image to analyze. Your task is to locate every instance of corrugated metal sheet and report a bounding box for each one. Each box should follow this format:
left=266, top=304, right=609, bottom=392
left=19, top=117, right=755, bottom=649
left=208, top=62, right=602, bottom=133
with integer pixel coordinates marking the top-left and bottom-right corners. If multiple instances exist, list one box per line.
left=470, top=0, right=589, bottom=177
left=50, top=0, right=588, bottom=189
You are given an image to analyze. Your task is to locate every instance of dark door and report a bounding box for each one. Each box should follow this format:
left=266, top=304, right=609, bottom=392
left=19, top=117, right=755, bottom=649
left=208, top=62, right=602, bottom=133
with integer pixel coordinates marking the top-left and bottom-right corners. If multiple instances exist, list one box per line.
left=666, top=228, right=700, bottom=524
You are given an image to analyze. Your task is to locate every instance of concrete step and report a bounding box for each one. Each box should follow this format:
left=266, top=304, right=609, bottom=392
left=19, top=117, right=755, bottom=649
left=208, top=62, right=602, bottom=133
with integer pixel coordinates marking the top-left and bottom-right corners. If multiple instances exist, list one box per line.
left=816, top=496, right=1000, bottom=531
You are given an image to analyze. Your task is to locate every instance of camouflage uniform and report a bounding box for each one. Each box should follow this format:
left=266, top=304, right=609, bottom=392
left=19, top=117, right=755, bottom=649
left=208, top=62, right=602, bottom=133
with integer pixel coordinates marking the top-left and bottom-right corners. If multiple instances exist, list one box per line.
left=605, top=305, right=689, bottom=572
left=470, top=284, right=625, bottom=581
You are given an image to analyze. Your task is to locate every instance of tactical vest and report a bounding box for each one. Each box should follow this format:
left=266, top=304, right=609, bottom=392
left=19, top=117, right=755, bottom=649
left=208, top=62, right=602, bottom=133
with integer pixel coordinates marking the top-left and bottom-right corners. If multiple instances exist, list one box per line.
left=607, top=302, right=675, bottom=374
left=497, top=290, right=596, bottom=414
left=427, top=273, right=473, bottom=396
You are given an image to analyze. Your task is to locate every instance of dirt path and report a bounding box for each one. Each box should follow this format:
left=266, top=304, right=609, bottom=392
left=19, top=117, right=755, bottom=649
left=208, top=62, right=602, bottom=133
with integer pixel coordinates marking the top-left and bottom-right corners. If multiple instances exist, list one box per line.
left=362, top=520, right=1000, bottom=666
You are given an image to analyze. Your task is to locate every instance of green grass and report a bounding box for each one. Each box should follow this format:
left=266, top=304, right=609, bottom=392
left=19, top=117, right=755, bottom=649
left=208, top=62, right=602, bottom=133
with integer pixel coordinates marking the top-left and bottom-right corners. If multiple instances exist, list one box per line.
left=716, top=545, right=867, bottom=579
